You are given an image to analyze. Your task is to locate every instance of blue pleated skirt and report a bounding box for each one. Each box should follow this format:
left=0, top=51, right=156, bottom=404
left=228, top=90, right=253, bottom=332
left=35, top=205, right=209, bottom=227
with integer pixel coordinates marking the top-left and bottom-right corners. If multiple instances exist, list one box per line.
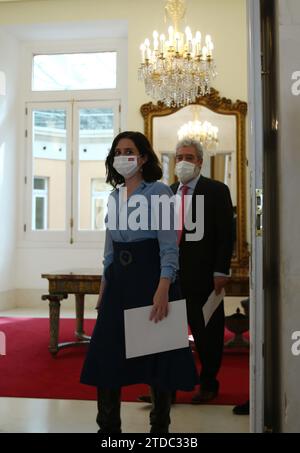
left=80, top=239, right=198, bottom=391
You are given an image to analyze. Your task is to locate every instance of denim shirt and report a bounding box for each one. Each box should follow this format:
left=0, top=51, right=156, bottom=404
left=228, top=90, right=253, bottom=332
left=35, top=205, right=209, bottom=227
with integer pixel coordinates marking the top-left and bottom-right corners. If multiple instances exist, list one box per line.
left=103, top=180, right=178, bottom=281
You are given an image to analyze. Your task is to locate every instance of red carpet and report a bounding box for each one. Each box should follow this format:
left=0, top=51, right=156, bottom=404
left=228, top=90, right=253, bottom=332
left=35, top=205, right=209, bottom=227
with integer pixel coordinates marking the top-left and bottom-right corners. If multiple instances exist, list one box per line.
left=0, top=317, right=249, bottom=405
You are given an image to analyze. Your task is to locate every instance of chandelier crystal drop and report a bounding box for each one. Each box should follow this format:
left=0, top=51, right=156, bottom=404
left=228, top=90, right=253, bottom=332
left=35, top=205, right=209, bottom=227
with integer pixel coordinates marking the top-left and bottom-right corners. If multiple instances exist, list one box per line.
left=177, top=120, right=219, bottom=155
left=138, top=0, right=217, bottom=107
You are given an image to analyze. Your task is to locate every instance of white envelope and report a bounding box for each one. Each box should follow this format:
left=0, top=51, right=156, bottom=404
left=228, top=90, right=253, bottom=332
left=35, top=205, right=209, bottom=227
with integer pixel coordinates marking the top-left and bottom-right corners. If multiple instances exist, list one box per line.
left=124, top=299, right=189, bottom=359
left=202, top=288, right=225, bottom=326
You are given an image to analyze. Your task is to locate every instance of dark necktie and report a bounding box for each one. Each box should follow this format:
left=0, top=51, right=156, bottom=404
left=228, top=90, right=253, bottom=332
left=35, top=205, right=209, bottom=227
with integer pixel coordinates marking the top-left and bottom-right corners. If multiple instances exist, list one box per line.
left=177, top=184, right=189, bottom=245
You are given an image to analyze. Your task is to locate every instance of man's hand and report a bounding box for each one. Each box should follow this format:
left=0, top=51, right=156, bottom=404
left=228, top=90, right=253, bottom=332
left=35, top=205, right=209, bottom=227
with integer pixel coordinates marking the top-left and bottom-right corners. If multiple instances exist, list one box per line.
left=214, top=276, right=229, bottom=295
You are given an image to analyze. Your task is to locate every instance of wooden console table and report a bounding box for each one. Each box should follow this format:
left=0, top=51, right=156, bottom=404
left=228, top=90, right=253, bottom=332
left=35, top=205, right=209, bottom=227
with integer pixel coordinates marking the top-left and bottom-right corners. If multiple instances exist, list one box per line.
left=41, top=269, right=101, bottom=356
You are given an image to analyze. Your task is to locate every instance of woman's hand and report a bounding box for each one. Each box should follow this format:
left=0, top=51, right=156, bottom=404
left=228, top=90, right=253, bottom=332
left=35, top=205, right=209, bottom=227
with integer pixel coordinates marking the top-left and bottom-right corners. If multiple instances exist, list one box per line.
left=149, top=278, right=171, bottom=323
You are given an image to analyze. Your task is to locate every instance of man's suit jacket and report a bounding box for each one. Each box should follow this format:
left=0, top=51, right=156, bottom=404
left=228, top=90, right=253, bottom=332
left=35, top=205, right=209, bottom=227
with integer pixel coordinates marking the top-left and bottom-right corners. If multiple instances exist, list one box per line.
left=170, top=176, right=234, bottom=296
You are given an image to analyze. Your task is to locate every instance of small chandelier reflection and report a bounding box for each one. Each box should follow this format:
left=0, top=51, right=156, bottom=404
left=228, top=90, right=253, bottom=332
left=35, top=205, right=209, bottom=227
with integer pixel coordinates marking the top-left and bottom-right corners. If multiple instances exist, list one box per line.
left=138, top=0, right=217, bottom=107
left=177, top=119, right=219, bottom=155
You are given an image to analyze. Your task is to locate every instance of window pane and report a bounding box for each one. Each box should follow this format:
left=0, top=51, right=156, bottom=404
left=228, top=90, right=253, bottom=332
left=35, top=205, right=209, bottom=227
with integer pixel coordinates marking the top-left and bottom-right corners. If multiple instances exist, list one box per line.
left=34, top=177, right=46, bottom=190
left=93, top=198, right=105, bottom=230
left=78, top=107, right=113, bottom=231
left=80, top=108, right=114, bottom=131
left=35, top=197, right=45, bottom=230
left=32, top=53, right=117, bottom=91
left=32, top=109, right=66, bottom=231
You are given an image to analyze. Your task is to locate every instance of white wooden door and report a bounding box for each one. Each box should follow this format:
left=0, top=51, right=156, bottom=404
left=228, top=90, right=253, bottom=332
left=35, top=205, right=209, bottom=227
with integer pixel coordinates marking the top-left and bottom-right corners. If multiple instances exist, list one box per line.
left=247, top=0, right=265, bottom=433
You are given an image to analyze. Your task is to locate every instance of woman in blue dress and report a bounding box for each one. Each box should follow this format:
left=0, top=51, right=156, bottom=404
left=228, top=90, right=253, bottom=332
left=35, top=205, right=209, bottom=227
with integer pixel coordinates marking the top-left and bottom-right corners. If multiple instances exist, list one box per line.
left=81, top=131, right=198, bottom=433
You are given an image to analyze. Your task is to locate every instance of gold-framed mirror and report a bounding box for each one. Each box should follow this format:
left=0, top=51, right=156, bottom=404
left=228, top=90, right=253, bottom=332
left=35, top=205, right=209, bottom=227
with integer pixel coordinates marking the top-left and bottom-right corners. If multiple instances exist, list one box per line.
left=141, top=88, right=249, bottom=295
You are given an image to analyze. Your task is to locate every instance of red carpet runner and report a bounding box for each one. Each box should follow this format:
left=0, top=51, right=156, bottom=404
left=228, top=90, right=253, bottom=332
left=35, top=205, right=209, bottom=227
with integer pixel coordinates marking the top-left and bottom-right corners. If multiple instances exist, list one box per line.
left=0, top=317, right=249, bottom=405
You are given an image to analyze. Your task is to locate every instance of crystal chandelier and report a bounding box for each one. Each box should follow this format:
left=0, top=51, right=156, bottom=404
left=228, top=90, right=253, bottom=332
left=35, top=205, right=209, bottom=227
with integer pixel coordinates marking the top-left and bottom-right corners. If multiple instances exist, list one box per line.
left=177, top=119, right=219, bottom=155
left=138, top=0, right=217, bottom=107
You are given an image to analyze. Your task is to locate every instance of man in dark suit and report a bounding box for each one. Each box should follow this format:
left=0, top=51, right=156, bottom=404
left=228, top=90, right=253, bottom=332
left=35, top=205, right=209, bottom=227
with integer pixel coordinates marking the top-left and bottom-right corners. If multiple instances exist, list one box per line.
left=172, top=138, right=234, bottom=403
left=138, top=138, right=234, bottom=404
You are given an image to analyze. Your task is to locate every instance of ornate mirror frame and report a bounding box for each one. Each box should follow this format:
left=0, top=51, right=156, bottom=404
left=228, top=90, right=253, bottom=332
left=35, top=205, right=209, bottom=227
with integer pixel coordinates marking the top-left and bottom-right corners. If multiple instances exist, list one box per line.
left=141, top=88, right=249, bottom=295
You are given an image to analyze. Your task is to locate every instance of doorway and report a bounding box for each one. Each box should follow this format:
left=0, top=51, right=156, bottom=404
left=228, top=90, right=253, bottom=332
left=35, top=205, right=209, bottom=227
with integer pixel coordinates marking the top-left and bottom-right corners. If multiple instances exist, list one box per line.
left=248, top=0, right=279, bottom=433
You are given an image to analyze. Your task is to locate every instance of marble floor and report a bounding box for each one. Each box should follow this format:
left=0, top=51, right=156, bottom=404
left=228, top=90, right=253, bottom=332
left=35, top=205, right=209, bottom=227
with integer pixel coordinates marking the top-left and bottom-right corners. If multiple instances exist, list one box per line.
left=0, top=397, right=249, bottom=434
left=0, top=299, right=249, bottom=433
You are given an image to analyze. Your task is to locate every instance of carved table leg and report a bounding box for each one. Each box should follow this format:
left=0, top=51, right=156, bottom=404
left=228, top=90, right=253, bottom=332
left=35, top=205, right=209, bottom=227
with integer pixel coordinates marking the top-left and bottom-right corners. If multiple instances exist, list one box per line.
left=49, top=297, right=61, bottom=356
left=42, top=294, right=67, bottom=356
left=75, top=294, right=91, bottom=341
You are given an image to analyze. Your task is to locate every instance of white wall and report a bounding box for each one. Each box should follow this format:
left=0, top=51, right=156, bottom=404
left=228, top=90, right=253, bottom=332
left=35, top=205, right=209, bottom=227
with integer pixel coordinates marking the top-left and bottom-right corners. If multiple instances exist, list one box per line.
left=0, top=0, right=248, bottom=304
left=277, top=0, right=300, bottom=433
left=0, top=28, right=20, bottom=308
left=0, top=0, right=248, bottom=129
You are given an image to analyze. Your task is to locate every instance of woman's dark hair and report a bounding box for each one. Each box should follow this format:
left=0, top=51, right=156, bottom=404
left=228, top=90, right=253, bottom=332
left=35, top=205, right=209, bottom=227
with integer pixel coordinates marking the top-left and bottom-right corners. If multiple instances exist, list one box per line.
left=105, top=131, right=163, bottom=188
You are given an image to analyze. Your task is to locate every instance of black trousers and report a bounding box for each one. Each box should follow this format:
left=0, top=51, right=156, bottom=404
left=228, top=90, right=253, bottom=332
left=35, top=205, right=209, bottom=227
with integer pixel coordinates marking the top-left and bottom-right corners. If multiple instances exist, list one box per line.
left=186, top=293, right=225, bottom=391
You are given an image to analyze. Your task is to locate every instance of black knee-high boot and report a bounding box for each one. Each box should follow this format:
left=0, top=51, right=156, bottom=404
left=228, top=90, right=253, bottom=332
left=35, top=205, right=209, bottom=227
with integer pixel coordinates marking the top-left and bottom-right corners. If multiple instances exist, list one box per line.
left=96, top=388, right=122, bottom=433
left=149, top=387, right=172, bottom=433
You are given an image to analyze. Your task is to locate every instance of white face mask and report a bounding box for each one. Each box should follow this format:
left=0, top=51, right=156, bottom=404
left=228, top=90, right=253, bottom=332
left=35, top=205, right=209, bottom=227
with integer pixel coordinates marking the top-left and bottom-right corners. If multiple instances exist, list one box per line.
left=113, top=156, right=139, bottom=179
left=175, top=161, right=200, bottom=184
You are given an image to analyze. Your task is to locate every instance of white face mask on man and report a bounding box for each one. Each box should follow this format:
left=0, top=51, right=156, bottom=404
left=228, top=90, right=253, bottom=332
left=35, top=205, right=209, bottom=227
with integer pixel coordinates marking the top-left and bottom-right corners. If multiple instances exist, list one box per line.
left=113, top=156, right=140, bottom=179
left=175, top=161, right=201, bottom=184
